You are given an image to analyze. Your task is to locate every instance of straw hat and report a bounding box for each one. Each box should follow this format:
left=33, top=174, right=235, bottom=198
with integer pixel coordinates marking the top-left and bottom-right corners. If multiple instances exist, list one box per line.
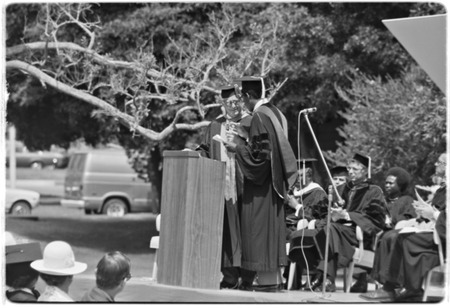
left=30, top=241, right=87, bottom=276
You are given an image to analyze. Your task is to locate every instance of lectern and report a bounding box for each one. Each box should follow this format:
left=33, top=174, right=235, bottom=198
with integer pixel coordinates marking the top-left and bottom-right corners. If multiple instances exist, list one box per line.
left=157, top=150, right=226, bottom=289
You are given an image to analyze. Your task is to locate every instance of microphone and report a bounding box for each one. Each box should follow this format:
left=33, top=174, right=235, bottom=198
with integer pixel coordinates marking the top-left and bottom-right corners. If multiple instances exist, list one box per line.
left=300, top=107, right=317, bottom=114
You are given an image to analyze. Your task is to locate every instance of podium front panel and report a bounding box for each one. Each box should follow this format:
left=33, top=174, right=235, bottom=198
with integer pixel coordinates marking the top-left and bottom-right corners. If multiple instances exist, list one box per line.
left=157, top=151, right=226, bottom=289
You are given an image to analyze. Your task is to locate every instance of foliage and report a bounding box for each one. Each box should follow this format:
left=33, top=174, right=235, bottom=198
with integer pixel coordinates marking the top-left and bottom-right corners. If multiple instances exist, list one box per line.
left=5, top=2, right=446, bottom=192
left=325, top=66, right=446, bottom=186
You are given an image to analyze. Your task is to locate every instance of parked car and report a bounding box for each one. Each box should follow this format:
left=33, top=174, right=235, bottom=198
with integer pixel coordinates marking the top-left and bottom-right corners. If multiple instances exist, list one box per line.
left=5, top=187, right=40, bottom=215
left=5, top=141, right=69, bottom=169
left=60, top=148, right=159, bottom=217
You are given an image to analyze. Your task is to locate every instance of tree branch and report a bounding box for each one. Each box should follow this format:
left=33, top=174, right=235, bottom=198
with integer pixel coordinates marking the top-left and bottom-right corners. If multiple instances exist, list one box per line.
left=6, top=60, right=213, bottom=141
left=6, top=42, right=220, bottom=95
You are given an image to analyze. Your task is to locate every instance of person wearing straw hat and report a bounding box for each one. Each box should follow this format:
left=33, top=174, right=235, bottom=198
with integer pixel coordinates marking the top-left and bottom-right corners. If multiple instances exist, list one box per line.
left=30, top=241, right=87, bottom=302
left=307, top=153, right=388, bottom=293
left=5, top=233, right=43, bottom=302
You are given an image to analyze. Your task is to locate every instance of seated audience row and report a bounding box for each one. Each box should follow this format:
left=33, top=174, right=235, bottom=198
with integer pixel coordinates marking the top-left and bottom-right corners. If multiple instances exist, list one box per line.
left=5, top=234, right=131, bottom=302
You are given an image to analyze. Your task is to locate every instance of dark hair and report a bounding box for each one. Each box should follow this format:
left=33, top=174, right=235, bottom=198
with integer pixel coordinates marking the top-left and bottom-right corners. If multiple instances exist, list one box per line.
left=386, top=167, right=411, bottom=193
left=96, top=251, right=131, bottom=289
left=6, top=262, right=39, bottom=289
left=39, top=273, right=72, bottom=286
left=304, top=167, right=313, bottom=178
left=244, top=89, right=260, bottom=100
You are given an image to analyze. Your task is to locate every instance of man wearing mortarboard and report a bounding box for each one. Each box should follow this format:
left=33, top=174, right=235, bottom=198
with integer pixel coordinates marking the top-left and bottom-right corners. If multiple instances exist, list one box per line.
left=285, top=158, right=328, bottom=237
left=221, top=76, right=297, bottom=292
left=331, top=165, right=349, bottom=188
left=307, top=153, right=388, bottom=292
left=284, top=158, right=328, bottom=290
left=196, top=84, right=250, bottom=289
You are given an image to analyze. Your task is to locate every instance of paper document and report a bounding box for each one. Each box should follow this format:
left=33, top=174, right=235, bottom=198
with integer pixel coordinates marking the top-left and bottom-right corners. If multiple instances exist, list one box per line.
left=399, top=227, right=433, bottom=234
left=213, top=134, right=224, bottom=143
left=415, top=189, right=427, bottom=203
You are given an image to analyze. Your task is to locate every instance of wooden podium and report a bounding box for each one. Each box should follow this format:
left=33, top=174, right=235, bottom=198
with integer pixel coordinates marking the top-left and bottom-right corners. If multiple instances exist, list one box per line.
left=157, top=150, right=226, bottom=289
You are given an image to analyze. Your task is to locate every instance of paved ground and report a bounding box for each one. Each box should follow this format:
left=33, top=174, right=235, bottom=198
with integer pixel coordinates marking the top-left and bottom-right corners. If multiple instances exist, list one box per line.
left=65, top=273, right=375, bottom=303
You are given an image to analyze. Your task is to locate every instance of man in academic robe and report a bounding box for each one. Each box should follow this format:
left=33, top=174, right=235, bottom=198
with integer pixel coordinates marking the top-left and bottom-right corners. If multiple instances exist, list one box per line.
left=361, top=153, right=447, bottom=302
left=350, top=166, right=417, bottom=293
left=222, top=76, right=297, bottom=292
left=285, top=158, right=328, bottom=238
left=331, top=165, right=349, bottom=189
left=384, top=167, right=416, bottom=227
left=284, top=158, right=328, bottom=290
left=196, top=85, right=250, bottom=289
left=308, top=153, right=388, bottom=292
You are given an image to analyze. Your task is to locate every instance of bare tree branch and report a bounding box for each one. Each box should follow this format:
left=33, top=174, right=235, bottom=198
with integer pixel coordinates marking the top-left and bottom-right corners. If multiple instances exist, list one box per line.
left=6, top=60, right=213, bottom=141
left=7, top=42, right=220, bottom=96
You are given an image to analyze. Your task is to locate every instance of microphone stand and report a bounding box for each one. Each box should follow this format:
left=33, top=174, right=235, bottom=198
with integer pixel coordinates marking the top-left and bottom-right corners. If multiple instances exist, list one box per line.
left=298, top=111, right=343, bottom=203
left=298, top=110, right=342, bottom=302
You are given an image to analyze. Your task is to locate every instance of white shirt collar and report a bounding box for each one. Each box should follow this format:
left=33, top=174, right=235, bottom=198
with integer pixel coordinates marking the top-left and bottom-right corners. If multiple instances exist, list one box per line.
left=293, top=182, right=322, bottom=197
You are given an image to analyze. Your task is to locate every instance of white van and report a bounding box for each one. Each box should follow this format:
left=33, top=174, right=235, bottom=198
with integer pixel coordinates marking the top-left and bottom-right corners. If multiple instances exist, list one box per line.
left=60, top=148, right=159, bottom=216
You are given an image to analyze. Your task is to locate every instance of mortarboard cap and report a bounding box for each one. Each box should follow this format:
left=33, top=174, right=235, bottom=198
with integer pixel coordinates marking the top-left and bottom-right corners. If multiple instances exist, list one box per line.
left=238, top=76, right=267, bottom=99
left=331, top=166, right=348, bottom=176
left=352, top=153, right=371, bottom=178
left=220, top=85, right=237, bottom=99
left=298, top=158, right=317, bottom=170
left=6, top=242, right=42, bottom=264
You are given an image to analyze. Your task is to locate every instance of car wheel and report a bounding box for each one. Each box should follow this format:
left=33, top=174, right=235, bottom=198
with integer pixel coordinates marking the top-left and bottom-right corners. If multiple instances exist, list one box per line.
left=102, top=198, right=128, bottom=217
left=30, top=161, right=43, bottom=169
left=84, top=209, right=92, bottom=215
left=10, top=201, right=32, bottom=215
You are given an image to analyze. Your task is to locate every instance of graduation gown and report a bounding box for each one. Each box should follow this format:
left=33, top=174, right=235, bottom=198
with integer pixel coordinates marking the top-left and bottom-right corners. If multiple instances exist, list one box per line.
left=371, top=195, right=416, bottom=285
left=197, top=115, right=246, bottom=268
left=285, top=184, right=328, bottom=239
left=372, top=184, right=446, bottom=290
left=235, top=103, right=297, bottom=272
left=316, top=181, right=388, bottom=279
left=387, top=194, right=416, bottom=227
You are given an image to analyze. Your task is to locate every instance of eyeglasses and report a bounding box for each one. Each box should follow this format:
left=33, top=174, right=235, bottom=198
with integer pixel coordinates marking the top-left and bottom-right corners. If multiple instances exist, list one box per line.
left=224, top=100, right=240, bottom=107
left=346, top=166, right=363, bottom=172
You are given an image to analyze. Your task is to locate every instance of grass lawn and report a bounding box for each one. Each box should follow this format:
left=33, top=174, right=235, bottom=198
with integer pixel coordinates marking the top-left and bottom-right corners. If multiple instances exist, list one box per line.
left=5, top=212, right=158, bottom=278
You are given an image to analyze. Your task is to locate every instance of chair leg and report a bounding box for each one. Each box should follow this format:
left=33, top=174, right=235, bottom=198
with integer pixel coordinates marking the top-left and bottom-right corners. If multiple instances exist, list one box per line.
left=152, top=253, right=158, bottom=281
left=422, top=271, right=431, bottom=302
left=287, top=262, right=296, bottom=290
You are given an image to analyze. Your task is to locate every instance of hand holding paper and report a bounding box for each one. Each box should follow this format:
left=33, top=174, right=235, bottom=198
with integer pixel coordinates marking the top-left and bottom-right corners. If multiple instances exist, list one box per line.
left=213, top=134, right=224, bottom=143
left=413, top=189, right=437, bottom=220
left=214, top=134, right=237, bottom=152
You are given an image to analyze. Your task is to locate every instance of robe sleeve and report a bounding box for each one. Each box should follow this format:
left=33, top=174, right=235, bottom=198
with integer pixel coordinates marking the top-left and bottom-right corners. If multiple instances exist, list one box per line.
left=298, top=188, right=328, bottom=221
left=391, top=195, right=417, bottom=226
left=235, top=114, right=271, bottom=186
left=436, top=210, right=446, bottom=245
left=196, top=123, right=213, bottom=158
left=348, top=186, right=388, bottom=238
